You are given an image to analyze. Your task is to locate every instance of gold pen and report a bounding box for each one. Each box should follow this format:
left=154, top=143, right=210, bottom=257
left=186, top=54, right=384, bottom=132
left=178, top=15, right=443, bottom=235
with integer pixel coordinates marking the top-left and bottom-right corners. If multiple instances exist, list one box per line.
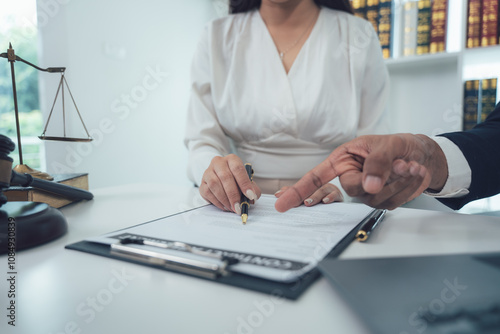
left=241, top=163, right=254, bottom=224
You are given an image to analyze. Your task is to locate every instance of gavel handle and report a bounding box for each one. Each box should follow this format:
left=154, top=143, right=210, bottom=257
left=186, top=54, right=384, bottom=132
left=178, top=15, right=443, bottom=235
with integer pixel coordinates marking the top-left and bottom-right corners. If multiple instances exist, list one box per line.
left=10, top=171, right=94, bottom=201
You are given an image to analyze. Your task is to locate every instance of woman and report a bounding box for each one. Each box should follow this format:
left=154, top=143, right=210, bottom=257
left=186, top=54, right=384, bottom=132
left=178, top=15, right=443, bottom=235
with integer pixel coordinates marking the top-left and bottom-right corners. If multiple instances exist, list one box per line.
left=184, top=0, right=390, bottom=215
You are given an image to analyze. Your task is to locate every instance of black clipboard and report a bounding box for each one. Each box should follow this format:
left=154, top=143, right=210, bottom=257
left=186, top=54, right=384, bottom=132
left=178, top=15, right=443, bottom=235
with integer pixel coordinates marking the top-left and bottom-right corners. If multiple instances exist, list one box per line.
left=65, top=206, right=373, bottom=300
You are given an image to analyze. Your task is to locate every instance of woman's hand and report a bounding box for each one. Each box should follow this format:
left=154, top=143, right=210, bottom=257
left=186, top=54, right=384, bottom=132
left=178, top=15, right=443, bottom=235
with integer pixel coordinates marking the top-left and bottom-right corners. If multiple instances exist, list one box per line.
left=200, top=154, right=261, bottom=214
left=275, top=183, right=343, bottom=207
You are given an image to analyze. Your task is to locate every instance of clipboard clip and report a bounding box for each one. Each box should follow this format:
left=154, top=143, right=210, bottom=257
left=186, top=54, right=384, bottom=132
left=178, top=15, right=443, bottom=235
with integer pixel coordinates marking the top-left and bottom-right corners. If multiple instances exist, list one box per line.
left=110, top=237, right=238, bottom=280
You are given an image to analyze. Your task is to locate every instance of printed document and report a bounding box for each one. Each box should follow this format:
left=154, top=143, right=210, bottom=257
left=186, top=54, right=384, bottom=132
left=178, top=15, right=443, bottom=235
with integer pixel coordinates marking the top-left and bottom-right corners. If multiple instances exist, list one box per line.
left=87, top=195, right=373, bottom=282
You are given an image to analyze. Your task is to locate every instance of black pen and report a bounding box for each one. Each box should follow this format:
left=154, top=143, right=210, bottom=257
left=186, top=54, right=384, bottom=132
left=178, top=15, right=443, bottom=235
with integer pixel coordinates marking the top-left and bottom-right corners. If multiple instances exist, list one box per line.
left=355, top=209, right=386, bottom=242
left=241, top=163, right=254, bottom=225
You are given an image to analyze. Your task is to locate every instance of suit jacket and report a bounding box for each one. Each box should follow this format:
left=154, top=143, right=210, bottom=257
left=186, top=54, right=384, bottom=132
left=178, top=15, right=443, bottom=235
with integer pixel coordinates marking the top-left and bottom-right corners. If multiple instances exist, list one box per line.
left=438, top=103, right=500, bottom=210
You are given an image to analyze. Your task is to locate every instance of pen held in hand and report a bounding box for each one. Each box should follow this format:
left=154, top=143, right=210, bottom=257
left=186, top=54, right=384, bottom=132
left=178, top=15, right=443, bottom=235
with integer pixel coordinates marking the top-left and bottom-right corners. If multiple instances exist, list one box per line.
left=356, top=209, right=386, bottom=242
left=241, top=163, right=254, bottom=225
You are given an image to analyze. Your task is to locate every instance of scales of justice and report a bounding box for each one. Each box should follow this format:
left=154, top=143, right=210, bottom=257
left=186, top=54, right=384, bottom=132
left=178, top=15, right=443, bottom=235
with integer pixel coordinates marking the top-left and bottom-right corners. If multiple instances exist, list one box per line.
left=0, top=43, right=95, bottom=252
left=0, top=43, right=92, bottom=180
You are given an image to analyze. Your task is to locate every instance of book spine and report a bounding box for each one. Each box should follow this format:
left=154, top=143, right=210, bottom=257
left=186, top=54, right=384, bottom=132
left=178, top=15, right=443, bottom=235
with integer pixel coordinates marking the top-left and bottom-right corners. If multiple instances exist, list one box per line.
left=378, top=0, right=392, bottom=59
left=463, top=80, right=480, bottom=131
left=403, top=1, right=419, bottom=56
left=352, top=0, right=367, bottom=19
left=416, top=0, right=432, bottom=55
left=490, top=78, right=498, bottom=116
left=467, top=0, right=482, bottom=48
left=481, top=0, right=499, bottom=46
left=366, top=0, right=380, bottom=34
left=430, top=0, right=448, bottom=53
left=480, top=78, right=498, bottom=121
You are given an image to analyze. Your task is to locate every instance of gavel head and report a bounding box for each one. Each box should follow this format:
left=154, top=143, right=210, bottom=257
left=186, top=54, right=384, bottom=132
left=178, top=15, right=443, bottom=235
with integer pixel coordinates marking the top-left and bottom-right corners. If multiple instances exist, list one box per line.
left=0, top=135, right=15, bottom=208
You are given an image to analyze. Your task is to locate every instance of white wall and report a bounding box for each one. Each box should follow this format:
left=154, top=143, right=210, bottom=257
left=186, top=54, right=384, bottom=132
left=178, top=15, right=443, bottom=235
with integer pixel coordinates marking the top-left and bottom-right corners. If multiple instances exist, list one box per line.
left=36, top=0, right=219, bottom=189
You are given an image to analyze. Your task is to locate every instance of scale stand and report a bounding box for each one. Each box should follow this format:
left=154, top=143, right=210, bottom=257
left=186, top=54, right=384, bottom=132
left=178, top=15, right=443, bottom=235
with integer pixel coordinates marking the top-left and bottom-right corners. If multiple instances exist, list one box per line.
left=0, top=43, right=92, bottom=180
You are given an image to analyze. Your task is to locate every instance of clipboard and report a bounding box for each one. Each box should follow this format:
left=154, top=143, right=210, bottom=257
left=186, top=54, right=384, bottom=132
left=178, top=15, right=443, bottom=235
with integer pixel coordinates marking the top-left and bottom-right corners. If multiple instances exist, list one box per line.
left=66, top=201, right=375, bottom=300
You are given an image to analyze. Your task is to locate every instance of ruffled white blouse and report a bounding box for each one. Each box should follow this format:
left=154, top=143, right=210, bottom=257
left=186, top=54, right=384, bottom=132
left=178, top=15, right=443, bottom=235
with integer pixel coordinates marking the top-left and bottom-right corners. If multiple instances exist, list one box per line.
left=184, top=7, right=390, bottom=186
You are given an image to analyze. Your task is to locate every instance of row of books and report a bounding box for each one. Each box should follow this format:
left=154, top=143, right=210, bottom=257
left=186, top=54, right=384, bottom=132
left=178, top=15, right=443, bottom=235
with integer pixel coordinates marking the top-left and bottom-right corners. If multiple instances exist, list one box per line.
left=463, top=78, right=498, bottom=130
left=350, top=0, right=393, bottom=58
left=466, top=0, right=500, bottom=48
left=350, top=0, right=448, bottom=58
left=402, top=0, right=448, bottom=56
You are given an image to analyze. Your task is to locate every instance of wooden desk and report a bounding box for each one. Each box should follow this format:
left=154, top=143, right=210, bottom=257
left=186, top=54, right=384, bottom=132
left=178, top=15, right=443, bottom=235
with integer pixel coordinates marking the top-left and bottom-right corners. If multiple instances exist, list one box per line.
left=2, top=183, right=500, bottom=334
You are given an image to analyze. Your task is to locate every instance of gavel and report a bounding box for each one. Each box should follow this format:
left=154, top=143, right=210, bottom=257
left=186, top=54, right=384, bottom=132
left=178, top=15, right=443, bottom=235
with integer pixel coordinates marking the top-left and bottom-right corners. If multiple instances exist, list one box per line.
left=0, top=134, right=93, bottom=209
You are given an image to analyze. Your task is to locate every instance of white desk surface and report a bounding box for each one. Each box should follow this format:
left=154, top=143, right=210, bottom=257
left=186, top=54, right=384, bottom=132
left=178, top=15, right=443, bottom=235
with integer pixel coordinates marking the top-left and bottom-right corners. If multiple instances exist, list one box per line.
left=2, top=183, right=500, bottom=334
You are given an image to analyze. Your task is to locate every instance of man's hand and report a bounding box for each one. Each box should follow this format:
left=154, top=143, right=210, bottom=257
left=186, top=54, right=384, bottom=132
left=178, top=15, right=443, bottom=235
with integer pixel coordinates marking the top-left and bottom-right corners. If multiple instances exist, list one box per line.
left=200, top=154, right=260, bottom=214
left=275, top=134, right=448, bottom=212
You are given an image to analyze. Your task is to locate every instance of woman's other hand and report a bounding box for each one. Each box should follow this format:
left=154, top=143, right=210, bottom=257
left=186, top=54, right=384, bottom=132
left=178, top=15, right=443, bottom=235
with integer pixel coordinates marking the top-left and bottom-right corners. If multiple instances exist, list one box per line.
left=275, top=183, right=343, bottom=207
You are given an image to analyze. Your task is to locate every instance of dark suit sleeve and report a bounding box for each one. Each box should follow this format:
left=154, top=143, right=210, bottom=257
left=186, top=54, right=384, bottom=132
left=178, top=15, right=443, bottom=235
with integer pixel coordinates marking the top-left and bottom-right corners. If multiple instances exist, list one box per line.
left=436, top=103, right=500, bottom=210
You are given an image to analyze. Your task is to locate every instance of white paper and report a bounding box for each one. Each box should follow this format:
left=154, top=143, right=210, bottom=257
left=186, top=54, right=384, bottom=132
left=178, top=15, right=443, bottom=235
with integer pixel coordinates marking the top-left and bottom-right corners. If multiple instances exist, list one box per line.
left=87, top=195, right=373, bottom=282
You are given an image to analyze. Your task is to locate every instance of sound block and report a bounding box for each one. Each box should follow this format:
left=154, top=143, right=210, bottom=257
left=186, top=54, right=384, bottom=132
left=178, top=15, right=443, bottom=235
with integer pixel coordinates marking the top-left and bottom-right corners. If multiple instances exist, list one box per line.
left=0, top=201, right=67, bottom=254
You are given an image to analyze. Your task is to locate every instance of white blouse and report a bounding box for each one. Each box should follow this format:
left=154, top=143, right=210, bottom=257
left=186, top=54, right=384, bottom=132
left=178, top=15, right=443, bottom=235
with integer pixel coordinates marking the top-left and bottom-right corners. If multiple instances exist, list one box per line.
left=184, top=7, right=390, bottom=186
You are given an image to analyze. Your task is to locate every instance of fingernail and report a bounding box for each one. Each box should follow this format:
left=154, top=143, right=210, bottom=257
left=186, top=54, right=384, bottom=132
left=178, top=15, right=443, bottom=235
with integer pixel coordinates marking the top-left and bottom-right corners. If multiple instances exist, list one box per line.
left=393, top=160, right=406, bottom=174
left=364, top=176, right=383, bottom=192
left=409, top=164, right=419, bottom=176
left=246, top=189, right=257, bottom=201
left=305, top=198, right=313, bottom=205
left=234, top=202, right=241, bottom=215
left=274, top=189, right=282, bottom=195
left=322, top=197, right=330, bottom=203
left=419, top=167, right=427, bottom=178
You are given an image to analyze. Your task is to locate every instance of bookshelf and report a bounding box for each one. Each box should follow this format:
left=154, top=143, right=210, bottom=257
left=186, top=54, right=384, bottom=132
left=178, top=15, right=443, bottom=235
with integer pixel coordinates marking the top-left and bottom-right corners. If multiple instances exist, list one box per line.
left=384, top=51, right=460, bottom=69
left=463, top=44, right=500, bottom=79
left=366, top=0, right=500, bottom=137
left=385, top=52, right=462, bottom=135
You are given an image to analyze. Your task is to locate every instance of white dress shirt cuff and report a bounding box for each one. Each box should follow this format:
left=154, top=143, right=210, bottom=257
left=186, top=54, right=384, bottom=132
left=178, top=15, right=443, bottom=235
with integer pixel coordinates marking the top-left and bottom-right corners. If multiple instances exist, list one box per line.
left=424, top=136, right=471, bottom=198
